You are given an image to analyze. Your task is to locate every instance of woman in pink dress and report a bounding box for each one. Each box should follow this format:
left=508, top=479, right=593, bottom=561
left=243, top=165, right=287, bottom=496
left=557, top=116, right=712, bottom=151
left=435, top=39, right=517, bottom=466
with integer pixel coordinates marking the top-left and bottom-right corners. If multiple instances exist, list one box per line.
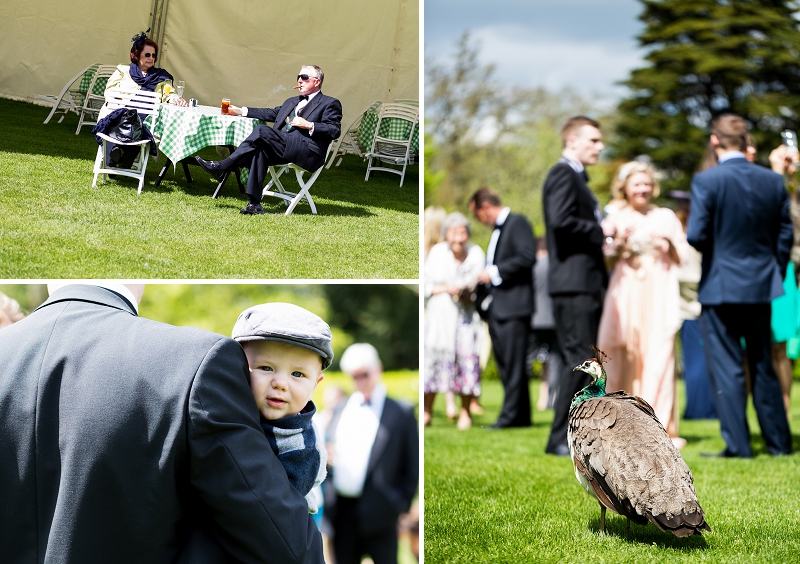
left=597, top=161, right=689, bottom=448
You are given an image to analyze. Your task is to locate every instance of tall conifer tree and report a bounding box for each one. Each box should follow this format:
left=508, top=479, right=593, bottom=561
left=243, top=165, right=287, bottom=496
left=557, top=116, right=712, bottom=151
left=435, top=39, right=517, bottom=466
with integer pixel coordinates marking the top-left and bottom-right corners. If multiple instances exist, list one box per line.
left=615, top=0, right=800, bottom=189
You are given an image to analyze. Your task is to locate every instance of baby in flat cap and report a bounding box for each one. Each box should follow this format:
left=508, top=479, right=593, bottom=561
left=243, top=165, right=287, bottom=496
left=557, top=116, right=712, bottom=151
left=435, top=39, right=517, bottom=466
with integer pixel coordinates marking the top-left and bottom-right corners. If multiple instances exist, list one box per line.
left=232, top=302, right=333, bottom=513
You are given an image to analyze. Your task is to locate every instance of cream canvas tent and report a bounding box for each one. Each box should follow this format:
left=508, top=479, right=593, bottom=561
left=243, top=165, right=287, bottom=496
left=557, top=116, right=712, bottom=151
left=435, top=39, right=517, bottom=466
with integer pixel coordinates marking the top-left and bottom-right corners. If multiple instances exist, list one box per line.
left=0, top=0, right=418, bottom=128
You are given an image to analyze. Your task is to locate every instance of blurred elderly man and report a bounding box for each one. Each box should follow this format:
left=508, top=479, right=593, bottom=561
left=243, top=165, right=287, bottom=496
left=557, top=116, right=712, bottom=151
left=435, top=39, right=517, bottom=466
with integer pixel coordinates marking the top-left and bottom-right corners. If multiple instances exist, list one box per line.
left=323, top=343, right=419, bottom=564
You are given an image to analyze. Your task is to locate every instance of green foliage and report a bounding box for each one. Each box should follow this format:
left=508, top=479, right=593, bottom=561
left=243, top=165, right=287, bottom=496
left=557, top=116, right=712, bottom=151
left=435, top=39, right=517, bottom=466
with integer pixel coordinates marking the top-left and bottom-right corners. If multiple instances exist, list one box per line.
left=425, top=33, right=604, bottom=235
left=425, top=379, right=800, bottom=563
left=0, top=284, right=420, bottom=370
left=615, top=0, right=800, bottom=190
left=0, top=98, right=418, bottom=278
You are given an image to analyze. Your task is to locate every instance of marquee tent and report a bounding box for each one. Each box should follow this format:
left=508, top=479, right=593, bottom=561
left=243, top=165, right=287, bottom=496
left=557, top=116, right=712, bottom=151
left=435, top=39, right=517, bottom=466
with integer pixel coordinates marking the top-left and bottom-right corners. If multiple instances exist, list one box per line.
left=0, top=0, right=419, bottom=127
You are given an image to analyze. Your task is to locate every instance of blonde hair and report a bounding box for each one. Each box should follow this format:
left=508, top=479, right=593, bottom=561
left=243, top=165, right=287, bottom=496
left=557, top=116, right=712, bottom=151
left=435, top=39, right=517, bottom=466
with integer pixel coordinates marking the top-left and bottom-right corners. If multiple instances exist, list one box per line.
left=424, top=206, right=447, bottom=257
left=0, top=292, right=24, bottom=327
left=611, top=161, right=660, bottom=201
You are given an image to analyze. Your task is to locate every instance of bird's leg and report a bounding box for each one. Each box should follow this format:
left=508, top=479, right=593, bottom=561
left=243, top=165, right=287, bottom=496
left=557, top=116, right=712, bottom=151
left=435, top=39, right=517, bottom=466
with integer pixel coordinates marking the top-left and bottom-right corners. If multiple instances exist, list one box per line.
left=599, top=503, right=606, bottom=534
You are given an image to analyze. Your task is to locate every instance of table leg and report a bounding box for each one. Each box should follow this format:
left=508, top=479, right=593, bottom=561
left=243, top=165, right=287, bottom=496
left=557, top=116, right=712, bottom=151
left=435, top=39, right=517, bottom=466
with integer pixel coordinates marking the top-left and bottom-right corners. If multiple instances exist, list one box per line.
left=154, top=159, right=173, bottom=188
left=181, top=159, right=193, bottom=183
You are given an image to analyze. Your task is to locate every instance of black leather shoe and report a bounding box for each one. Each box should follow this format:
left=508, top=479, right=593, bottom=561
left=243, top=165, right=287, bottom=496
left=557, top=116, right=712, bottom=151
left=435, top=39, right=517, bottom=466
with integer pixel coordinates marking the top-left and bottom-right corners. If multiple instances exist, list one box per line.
left=546, top=444, right=571, bottom=457
left=195, top=157, right=226, bottom=181
left=700, top=449, right=738, bottom=458
left=240, top=202, right=265, bottom=215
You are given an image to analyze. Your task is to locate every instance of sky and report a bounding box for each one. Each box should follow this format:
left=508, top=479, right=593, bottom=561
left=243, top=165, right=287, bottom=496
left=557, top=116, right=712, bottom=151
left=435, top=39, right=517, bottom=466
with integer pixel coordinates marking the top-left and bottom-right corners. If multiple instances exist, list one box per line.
left=424, top=0, right=647, bottom=107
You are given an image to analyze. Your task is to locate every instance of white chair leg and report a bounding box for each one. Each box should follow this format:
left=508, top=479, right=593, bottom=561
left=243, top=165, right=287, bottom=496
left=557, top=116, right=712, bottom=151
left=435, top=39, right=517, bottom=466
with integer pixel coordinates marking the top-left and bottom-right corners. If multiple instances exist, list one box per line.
left=92, top=145, right=105, bottom=187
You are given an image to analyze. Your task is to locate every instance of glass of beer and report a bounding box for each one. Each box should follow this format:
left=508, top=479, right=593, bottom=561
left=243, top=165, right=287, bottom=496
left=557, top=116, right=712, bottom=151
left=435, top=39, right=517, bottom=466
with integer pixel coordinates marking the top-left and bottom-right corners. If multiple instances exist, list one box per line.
left=221, top=98, right=231, bottom=115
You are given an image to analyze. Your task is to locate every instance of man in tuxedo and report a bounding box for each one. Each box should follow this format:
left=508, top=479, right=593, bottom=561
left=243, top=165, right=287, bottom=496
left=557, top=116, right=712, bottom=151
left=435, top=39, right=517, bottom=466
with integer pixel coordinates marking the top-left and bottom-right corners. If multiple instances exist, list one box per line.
left=0, top=283, right=322, bottom=563
left=323, top=344, right=418, bottom=564
left=687, top=113, right=793, bottom=458
left=197, top=65, right=342, bottom=214
left=468, top=187, right=537, bottom=428
left=542, top=116, right=608, bottom=456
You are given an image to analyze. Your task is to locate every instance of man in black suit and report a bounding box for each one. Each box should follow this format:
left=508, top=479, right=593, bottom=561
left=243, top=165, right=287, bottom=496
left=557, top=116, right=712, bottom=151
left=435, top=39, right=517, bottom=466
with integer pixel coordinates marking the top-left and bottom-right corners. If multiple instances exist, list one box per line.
left=197, top=65, right=342, bottom=214
left=469, top=187, right=537, bottom=428
left=323, top=344, right=418, bottom=564
left=542, top=116, right=608, bottom=455
left=0, top=283, right=322, bottom=563
left=687, top=113, right=793, bottom=458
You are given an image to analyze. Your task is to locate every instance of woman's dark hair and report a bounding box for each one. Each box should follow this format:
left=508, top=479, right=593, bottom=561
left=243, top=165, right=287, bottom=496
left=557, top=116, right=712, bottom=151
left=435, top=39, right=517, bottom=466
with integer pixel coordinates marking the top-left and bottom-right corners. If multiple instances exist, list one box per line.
left=130, top=38, right=159, bottom=64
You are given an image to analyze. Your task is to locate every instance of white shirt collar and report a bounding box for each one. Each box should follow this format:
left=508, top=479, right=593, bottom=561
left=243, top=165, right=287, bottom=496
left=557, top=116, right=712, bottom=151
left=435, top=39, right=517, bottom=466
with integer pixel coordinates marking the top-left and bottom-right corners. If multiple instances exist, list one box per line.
left=352, top=382, right=386, bottom=418
left=53, top=283, right=139, bottom=314
left=718, top=150, right=746, bottom=164
left=495, top=206, right=511, bottom=227
left=561, top=154, right=585, bottom=173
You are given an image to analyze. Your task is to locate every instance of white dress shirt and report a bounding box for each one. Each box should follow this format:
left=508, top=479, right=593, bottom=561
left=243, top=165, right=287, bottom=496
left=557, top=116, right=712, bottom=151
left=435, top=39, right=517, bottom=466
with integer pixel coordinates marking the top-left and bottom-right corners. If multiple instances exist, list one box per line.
left=332, top=383, right=387, bottom=497
left=485, top=206, right=511, bottom=286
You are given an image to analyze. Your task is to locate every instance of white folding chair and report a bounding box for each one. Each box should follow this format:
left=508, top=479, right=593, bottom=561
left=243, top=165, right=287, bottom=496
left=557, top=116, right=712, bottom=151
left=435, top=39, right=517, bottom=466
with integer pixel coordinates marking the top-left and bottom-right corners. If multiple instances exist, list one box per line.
left=92, top=88, right=161, bottom=195
left=262, top=145, right=334, bottom=215
left=364, top=102, right=419, bottom=187
left=35, top=63, right=101, bottom=124
left=325, top=100, right=382, bottom=169
left=75, top=65, right=118, bottom=134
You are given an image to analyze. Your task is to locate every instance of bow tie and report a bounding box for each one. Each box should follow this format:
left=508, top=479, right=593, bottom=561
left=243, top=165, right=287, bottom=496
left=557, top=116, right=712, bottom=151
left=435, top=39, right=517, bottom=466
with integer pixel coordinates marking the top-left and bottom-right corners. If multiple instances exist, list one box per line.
left=299, top=95, right=309, bottom=101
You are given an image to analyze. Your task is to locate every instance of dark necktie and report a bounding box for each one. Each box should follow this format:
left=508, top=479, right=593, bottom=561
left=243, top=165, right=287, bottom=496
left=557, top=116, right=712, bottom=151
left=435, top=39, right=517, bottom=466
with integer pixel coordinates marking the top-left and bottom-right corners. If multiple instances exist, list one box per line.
left=283, top=97, right=309, bottom=131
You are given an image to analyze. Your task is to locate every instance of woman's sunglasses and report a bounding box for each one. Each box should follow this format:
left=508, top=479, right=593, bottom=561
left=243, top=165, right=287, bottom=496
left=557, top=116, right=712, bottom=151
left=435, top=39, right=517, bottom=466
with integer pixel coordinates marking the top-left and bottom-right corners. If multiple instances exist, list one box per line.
left=142, top=52, right=157, bottom=59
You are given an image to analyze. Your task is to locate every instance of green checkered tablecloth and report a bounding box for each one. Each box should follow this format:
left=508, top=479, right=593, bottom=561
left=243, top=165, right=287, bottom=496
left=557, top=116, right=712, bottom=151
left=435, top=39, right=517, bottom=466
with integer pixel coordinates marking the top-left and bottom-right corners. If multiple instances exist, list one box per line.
left=146, top=104, right=261, bottom=165
left=77, top=65, right=105, bottom=94
left=357, top=109, right=419, bottom=155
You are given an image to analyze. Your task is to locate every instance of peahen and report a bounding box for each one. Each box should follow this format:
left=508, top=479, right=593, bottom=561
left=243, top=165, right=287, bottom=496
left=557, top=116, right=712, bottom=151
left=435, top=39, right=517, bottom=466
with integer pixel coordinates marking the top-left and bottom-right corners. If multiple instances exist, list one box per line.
left=567, top=350, right=711, bottom=537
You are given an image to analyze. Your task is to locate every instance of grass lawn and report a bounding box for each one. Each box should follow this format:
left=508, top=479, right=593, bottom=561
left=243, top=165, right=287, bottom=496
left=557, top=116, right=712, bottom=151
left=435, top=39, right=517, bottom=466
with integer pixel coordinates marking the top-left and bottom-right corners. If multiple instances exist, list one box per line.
left=424, top=379, right=800, bottom=563
left=0, top=98, right=419, bottom=279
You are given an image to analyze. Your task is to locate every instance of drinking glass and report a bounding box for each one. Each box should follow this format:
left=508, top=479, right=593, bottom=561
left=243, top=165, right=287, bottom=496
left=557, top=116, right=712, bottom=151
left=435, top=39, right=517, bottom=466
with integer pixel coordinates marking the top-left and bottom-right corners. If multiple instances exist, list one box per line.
left=176, top=80, right=185, bottom=99
left=221, top=98, right=231, bottom=115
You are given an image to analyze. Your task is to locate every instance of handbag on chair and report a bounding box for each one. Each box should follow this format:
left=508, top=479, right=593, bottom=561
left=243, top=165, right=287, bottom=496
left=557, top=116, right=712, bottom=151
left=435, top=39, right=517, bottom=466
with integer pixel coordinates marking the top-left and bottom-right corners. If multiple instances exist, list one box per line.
left=105, top=109, right=143, bottom=169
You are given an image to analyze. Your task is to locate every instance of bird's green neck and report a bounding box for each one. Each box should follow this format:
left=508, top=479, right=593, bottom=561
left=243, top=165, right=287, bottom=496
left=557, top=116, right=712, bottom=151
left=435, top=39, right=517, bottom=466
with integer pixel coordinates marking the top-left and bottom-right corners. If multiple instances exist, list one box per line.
left=570, top=370, right=607, bottom=410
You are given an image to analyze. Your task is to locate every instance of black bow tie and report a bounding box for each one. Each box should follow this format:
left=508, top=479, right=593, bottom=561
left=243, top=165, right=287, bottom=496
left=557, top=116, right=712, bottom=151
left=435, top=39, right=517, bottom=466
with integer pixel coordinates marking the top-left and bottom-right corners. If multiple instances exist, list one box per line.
left=299, top=95, right=309, bottom=101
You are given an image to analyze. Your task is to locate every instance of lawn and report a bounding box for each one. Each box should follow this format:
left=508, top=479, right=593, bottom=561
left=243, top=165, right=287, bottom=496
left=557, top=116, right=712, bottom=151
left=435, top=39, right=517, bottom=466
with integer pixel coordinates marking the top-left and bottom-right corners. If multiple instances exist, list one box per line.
left=0, top=98, right=419, bottom=279
left=424, top=379, right=800, bottom=563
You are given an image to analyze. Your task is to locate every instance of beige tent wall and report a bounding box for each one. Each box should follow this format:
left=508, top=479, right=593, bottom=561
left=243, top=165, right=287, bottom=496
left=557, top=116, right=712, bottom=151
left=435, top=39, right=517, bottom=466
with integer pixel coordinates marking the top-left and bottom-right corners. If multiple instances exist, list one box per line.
left=1, top=0, right=418, bottom=128
left=158, top=0, right=418, bottom=126
left=0, top=0, right=151, bottom=102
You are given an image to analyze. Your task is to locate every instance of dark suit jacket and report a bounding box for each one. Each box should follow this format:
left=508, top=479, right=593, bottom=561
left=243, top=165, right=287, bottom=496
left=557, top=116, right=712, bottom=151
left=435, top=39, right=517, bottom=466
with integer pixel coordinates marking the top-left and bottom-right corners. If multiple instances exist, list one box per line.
left=323, top=396, right=418, bottom=537
left=246, top=92, right=342, bottom=172
left=487, top=212, right=537, bottom=320
left=0, top=285, right=322, bottom=564
left=687, top=156, right=793, bottom=305
left=542, top=159, right=608, bottom=295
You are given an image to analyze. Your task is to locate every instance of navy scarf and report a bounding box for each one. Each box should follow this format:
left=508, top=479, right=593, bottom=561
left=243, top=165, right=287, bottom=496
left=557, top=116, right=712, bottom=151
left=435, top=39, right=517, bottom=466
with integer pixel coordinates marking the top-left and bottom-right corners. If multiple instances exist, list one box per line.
left=129, top=63, right=173, bottom=92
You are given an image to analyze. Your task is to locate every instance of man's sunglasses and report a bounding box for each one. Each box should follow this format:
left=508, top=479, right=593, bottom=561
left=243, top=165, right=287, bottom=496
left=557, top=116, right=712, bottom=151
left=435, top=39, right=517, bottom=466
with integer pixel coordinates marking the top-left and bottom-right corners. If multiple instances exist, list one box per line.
left=142, top=52, right=157, bottom=59
left=297, top=74, right=318, bottom=81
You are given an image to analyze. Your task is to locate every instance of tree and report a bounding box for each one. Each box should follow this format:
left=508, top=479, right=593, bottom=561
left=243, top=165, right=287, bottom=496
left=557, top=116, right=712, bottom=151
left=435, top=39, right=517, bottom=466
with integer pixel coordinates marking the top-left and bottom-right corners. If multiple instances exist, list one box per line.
left=425, top=34, right=602, bottom=237
left=615, top=0, right=800, bottom=190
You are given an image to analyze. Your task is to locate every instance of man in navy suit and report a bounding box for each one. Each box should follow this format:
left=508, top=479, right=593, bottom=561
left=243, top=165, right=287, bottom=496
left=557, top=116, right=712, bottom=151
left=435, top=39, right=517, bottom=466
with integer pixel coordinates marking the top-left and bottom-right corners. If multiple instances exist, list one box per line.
left=469, top=187, right=537, bottom=428
left=687, top=113, right=793, bottom=458
left=197, top=65, right=342, bottom=214
left=541, top=116, right=608, bottom=455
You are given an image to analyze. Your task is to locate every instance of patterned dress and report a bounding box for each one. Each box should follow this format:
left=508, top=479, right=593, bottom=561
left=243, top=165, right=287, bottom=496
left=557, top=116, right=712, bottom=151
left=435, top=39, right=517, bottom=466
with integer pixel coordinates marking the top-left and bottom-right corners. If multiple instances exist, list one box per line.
left=424, top=241, right=484, bottom=396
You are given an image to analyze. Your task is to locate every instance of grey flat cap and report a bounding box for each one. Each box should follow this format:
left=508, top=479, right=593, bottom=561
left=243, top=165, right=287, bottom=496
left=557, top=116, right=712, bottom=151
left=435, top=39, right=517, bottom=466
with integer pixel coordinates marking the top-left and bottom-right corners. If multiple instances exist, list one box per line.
left=232, top=303, right=334, bottom=369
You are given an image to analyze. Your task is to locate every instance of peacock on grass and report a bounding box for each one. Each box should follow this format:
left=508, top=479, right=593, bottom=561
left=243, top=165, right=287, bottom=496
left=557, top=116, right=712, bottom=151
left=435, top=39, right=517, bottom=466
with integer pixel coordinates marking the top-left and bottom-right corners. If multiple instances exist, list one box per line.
left=567, top=348, right=711, bottom=537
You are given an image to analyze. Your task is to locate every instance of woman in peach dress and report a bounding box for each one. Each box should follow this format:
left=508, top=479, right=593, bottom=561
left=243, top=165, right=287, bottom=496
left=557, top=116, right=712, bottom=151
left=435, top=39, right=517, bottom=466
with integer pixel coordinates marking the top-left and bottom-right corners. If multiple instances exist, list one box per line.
left=597, top=161, right=689, bottom=448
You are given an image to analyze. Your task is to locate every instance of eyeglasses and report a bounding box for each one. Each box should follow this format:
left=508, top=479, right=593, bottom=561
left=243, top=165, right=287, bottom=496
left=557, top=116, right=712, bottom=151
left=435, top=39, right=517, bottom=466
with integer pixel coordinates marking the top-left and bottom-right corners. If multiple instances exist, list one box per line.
left=350, top=371, right=371, bottom=380
left=297, top=74, right=318, bottom=82
left=142, top=52, right=156, bottom=59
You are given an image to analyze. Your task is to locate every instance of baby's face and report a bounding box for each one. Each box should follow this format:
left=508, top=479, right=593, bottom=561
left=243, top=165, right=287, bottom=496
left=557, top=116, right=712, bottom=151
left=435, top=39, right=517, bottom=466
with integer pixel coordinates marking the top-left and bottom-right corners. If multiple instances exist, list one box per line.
left=243, top=340, right=323, bottom=420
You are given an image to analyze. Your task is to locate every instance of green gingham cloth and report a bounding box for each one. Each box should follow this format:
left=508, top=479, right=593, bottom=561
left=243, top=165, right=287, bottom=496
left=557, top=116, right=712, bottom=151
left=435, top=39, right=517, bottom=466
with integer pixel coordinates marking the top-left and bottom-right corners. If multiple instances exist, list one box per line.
left=357, top=108, right=419, bottom=155
left=77, top=65, right=101, bottom=94
left=146, top=104, right=262, bottom=165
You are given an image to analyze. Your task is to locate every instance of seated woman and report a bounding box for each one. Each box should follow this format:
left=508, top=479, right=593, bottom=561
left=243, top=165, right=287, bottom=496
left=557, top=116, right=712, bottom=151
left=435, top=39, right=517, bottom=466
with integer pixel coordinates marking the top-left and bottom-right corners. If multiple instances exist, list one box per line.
left=97, top=30, right=187, bottom=167
left=100, top=30, right=187, bottom=121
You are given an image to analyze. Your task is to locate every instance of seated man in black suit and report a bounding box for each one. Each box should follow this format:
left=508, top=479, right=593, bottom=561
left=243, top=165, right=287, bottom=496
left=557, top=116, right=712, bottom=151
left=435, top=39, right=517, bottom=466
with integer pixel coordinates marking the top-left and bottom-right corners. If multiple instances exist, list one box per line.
left=197, top=65, right=342, bottom=214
